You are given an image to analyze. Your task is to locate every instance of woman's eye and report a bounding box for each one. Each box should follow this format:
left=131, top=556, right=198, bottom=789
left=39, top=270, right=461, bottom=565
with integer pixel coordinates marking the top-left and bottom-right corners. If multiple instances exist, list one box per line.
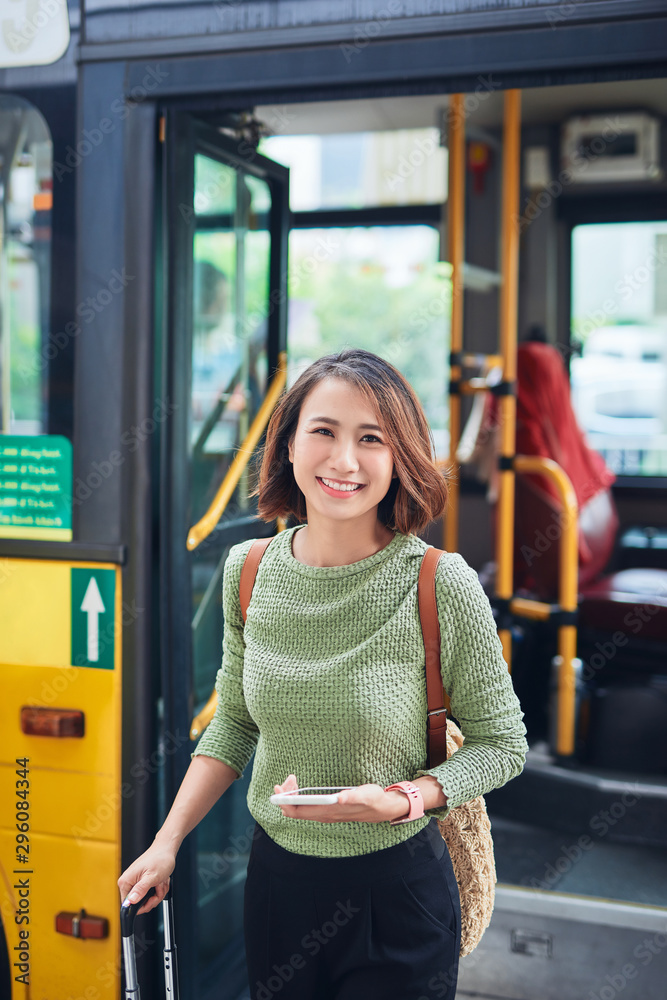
left=311, top=429, right=383, bottom=443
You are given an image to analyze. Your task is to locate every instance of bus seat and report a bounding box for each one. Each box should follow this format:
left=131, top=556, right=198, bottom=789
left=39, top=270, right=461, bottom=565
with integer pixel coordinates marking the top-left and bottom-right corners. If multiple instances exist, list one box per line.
left=459, top=340, right=667, bottom=641
left=578, top=567, right=667, bottom=642
left=512, top=341, right=619, bottom=598
left=513, top=476, right=619, bottom=599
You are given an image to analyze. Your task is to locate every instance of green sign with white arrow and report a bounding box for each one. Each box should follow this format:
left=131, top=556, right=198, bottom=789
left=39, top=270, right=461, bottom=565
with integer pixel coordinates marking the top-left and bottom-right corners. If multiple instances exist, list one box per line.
left=71, top=568, right=116, bottom=669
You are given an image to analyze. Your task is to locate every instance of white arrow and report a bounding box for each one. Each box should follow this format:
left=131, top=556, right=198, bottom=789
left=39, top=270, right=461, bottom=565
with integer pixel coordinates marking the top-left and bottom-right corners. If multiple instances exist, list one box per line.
left=81, top=577, right=105, bottom=662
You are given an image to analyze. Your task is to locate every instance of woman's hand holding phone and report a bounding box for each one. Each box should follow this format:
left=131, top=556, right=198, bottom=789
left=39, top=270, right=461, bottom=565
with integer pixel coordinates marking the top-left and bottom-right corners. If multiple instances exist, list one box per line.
left=272, top=774, right=411, bottom=825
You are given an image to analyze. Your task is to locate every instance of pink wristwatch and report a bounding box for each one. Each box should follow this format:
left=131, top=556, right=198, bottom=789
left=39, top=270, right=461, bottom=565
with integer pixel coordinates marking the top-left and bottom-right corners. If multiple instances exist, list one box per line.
left=384, top=780, right=425, bottom=825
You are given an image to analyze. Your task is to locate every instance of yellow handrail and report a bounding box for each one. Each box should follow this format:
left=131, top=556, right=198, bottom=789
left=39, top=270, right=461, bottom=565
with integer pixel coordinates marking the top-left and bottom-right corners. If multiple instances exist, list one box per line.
left=513, top=456, right=579, bottom=756
left=496, top=89, right=521, bottom=671
left=187, top=351, right=288, bottom=551
left=191, top=688, right=218, bottom=741
left=443, top=89, right=580, bottom=757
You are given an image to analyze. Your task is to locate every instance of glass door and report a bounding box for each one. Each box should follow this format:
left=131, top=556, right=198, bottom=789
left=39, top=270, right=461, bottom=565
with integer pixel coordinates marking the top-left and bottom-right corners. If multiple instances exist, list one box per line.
left=159, top=111, right=288, bottom=1000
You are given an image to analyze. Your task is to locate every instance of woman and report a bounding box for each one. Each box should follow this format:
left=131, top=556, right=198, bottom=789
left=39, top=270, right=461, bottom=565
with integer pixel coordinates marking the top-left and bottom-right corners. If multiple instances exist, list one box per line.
left=118, top=348, right=528, bottom=1000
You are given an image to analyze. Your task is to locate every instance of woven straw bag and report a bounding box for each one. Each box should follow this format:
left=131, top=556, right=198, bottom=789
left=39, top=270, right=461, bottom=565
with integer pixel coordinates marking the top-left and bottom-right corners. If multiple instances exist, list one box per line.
left=435, top=717, right=496, bottom=956
left=418, top=545, right=496, bottom=957
left=240, top=538, right=496, bottom=958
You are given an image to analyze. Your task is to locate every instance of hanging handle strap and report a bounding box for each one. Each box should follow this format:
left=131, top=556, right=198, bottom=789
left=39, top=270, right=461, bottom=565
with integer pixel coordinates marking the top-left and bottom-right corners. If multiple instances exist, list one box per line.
left=418, top=546, right=449, bottom=769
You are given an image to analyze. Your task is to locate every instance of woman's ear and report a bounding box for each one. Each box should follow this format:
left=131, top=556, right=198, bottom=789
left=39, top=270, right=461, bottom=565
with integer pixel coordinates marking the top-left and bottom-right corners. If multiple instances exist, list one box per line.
left=288, top=436, right=294, bottom=464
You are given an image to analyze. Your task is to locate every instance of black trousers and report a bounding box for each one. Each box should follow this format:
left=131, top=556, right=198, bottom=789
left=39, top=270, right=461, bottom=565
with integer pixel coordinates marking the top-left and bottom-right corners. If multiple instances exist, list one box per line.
left=243, top=818, right=461, bottom=1000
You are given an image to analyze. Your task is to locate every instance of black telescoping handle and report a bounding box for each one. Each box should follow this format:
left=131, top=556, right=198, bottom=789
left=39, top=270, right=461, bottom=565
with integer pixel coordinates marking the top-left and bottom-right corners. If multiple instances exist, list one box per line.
left=121, top=885, right=157, bottom=938
left=121, top=884, right=178, bottom=1000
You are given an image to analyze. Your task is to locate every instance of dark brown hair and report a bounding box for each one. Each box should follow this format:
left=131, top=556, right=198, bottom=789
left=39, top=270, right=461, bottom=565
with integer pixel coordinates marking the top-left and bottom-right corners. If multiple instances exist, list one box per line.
left=251, top=349, right=450, bottom=534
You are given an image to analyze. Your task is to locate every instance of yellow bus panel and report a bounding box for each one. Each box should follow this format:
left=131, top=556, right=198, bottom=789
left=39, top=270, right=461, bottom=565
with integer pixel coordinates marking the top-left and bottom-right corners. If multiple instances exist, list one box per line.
left=0, top=558, right=122, bottom=999
left=0, top=830, right=120, bottom=1000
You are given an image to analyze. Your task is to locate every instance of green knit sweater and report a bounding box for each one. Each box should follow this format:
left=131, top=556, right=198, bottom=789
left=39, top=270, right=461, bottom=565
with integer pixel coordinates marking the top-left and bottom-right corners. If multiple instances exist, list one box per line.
left=192, top=524, right=528, bottom=858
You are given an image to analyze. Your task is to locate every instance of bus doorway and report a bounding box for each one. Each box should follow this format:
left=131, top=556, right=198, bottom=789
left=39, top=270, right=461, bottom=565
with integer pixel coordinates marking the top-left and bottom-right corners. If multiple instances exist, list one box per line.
left=154, top=80, right=667, bottom=1000
left=157, top=110, right=289, bottom=999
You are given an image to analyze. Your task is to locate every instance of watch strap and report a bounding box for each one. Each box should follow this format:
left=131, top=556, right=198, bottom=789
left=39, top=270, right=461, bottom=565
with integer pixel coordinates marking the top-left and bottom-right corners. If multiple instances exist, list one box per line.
left=385, top=780, right=425, bottom=825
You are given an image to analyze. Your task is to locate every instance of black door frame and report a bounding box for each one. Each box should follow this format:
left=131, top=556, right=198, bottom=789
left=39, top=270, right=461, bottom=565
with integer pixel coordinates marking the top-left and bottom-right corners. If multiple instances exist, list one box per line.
left=158, top=108, right=289, bottom=999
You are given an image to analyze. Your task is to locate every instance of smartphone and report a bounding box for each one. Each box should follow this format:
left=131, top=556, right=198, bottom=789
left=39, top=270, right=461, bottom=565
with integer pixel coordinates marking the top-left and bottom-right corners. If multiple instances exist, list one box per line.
left=270, top=786, right=353, bottom=806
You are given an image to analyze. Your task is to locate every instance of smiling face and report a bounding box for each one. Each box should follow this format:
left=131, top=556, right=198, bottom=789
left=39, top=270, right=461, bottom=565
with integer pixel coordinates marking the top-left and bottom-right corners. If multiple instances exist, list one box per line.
left=287, top=377, right=396, bottom=528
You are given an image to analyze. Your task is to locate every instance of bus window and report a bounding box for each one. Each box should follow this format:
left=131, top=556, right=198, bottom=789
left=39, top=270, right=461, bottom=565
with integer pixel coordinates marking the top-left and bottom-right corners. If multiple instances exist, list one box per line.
left=261, top=128, right=449, bottom=458
left=191, top=156, right=270, bottom=529
left=286, top=225, right=449, bottom=457
left=0, top=95, right=52, bottom=436
left=570, top=221, right=667, bottom=476
left=261, top=128, right=446, bottom=211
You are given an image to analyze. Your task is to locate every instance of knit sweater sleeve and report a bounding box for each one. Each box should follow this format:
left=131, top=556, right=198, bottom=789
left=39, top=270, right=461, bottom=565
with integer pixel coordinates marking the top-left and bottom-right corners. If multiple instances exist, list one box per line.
left=412, top=551, right=528, bottom=819
left=190, top=538, right=259, bottom=779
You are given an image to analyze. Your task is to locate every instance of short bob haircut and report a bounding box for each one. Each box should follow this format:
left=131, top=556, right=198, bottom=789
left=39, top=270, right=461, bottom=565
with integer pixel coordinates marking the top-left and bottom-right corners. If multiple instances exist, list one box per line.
left=252, top=349, right=450, bottom=535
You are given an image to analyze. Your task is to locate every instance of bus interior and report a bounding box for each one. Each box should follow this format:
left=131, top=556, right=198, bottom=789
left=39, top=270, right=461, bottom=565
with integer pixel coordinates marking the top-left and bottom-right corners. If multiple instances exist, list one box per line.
left=180, top=76, right=667, bottom=999
left=1, top=43, right=667, bottom=1000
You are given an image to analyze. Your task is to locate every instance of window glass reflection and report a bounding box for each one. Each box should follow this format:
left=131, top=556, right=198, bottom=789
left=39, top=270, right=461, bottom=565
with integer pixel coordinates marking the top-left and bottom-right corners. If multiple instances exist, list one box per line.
left=0, top=95, right=52, bottom=435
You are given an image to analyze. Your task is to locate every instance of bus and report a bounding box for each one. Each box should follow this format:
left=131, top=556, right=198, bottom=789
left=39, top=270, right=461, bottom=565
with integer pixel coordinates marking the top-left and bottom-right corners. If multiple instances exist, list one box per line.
left=1, top=2, right=666, bottom=998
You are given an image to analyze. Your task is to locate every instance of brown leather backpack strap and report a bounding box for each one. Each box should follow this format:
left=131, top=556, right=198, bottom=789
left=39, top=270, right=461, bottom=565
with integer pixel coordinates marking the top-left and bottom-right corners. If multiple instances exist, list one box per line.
left=418, top=546, right=449, bottom=768
left=239, top=537, right=273, bottom=622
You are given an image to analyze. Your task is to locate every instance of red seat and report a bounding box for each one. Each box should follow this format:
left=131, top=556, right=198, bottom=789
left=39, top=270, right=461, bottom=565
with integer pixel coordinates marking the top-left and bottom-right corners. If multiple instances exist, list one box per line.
left=472, top=343, right=667, bottom=663
left=578, top=568, right=667, bottom=642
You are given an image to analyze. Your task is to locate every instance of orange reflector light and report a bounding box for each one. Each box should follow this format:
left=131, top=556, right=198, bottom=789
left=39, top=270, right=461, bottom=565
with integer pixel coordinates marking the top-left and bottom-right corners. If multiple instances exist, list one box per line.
left=33, top=191, right=53, bottom=211
left=20, top=706, right=85, bottom=738
left=56, top=909, right=109, bottom=939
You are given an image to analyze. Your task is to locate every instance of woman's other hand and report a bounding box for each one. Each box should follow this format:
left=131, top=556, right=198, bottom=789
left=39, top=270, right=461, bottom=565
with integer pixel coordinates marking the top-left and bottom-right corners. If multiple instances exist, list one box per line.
left=274, top=776, right=410, bottom=824
left=117, top=844, right=176, bottom=916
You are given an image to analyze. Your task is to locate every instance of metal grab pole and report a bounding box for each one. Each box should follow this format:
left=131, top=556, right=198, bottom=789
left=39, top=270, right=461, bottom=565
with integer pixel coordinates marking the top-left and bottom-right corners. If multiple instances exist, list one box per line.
left=496, top=89, right=521, bottom=671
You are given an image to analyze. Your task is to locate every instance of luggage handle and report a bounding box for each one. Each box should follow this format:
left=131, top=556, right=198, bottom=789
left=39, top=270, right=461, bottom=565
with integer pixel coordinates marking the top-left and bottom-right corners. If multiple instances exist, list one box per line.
left=121, top=885, right=179, bottom=1000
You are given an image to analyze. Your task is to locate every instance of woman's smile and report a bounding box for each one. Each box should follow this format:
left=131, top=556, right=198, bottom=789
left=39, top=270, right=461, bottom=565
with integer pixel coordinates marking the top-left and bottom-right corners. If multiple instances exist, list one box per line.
left=317, top=476, right=366, bottom=496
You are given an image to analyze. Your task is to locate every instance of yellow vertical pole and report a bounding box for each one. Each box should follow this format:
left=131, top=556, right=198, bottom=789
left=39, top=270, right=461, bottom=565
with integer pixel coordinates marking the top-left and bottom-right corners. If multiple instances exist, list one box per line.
left=496, top=89, right=521, bottom=670
left=556, top=476, right=580, bottom=756
left=445, top=94, right=466, bottom=554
